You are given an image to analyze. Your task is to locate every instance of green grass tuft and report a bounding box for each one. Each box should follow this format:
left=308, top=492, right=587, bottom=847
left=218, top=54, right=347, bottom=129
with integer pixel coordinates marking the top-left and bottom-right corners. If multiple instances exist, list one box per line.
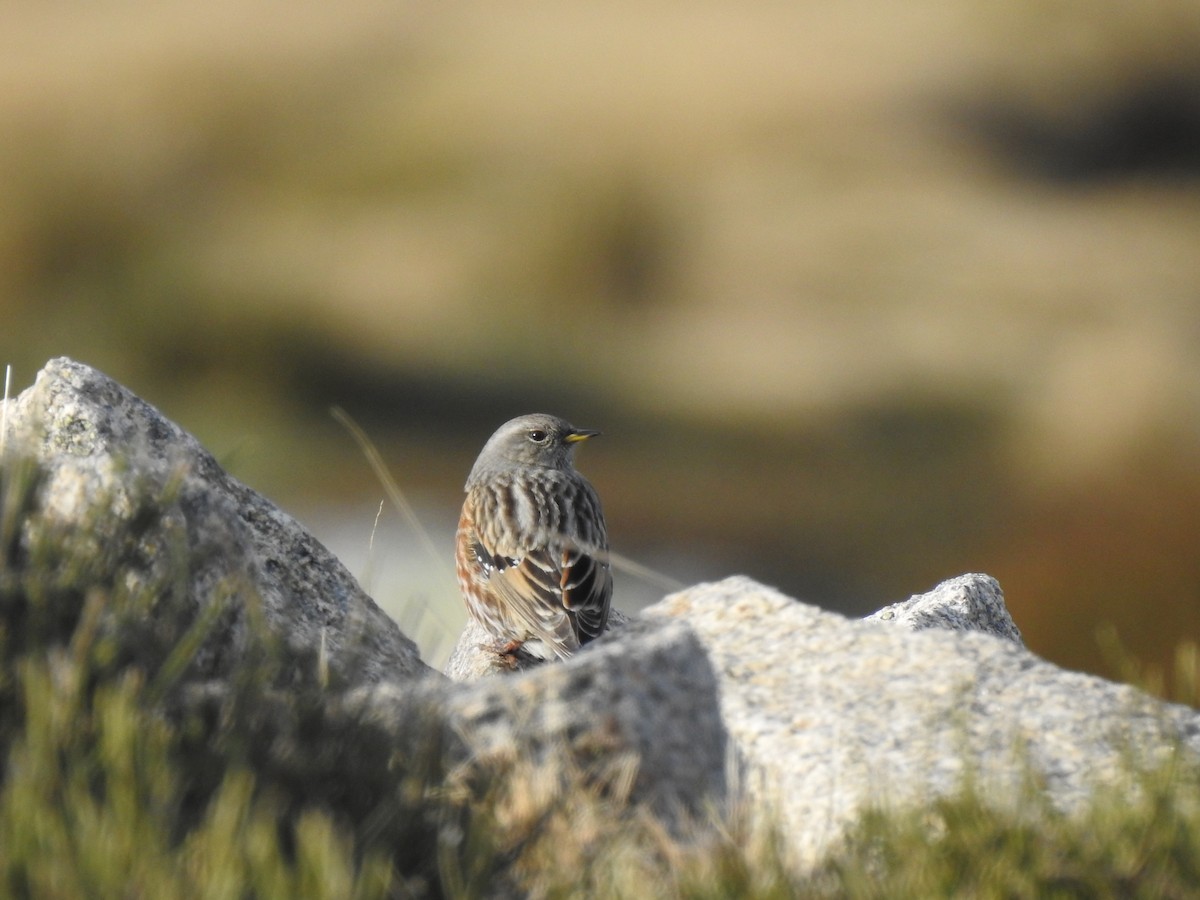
left=816, top=750, right=1200, bottom=900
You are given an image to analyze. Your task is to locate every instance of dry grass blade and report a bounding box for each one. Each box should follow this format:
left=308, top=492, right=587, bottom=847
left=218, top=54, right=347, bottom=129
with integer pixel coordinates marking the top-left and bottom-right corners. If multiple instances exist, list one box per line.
left=330, top=405, right=450, bottom=580
left=1, top=365, right=11, bottom=457
left=607, top=549, right=685, bottom=593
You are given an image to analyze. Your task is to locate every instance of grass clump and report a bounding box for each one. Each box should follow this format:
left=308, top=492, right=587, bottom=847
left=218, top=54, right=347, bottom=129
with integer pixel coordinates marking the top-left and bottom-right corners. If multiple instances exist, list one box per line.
left=0, top=454, right=410, bottom=897
left=814, top=750, right=1200, bottom=900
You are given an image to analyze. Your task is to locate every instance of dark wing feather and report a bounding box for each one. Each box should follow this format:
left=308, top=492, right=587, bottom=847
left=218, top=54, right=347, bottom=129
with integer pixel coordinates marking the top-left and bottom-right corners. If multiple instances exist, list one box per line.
left=559, top=543, right=612, bottom=643
left=487, top=548, right=581, bottom=657
left=468, top=471, right=613, bottom=658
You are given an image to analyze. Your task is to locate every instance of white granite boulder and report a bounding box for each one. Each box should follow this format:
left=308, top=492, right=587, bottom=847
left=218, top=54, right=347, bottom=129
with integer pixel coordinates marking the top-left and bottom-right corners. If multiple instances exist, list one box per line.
left=1, top=356, right=431, bottom=684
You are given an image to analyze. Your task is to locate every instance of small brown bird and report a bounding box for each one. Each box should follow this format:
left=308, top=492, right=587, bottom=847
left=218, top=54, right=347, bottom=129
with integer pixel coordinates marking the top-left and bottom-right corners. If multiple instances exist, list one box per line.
left=455, top=413, right=613, bottom=660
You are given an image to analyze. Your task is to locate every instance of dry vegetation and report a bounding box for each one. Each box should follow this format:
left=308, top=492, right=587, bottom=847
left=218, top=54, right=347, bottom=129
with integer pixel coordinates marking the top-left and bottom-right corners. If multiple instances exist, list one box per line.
left=2, top=0, right=1200, bottom=678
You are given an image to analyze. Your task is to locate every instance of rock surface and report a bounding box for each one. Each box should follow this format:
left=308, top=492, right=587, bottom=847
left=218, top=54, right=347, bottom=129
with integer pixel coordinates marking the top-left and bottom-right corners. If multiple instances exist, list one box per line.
left=643, top=576, right=1200, bottom=866
left=359, top=614, right=728, bottom=823
left=445, top=571, right=1019, bottom=682
left=5, top=357, right=1199, bottom=873
left=444, top=608, right=632, bottom=681
left=384, top=572, right=1200, bottom=866
left=1, top=357, right=431, bottom=684
left=865, top=571, right=1024, bottom=644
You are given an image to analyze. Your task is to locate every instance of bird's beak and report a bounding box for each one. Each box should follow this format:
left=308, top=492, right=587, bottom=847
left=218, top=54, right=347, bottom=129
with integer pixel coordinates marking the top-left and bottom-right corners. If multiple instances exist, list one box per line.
left=565, top=429, right=600, bottom=443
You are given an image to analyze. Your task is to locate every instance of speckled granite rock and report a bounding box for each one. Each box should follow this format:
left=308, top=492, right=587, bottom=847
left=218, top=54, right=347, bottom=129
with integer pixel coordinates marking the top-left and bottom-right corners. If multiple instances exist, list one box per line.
left=442, top=571, right=1198, bottom=867
left=865, top=572, right=1023, bottom=644
left=864, top=573, right=1022, bottom=643
left=642, top=576, right=1200, bottom=867
left=358, top=614, right=727, bottom=821
left=444, top=573, right=1019, bottom=680
left=1, top=357, right=431, bottom=684
left=445, top=608, right=631, bottom=681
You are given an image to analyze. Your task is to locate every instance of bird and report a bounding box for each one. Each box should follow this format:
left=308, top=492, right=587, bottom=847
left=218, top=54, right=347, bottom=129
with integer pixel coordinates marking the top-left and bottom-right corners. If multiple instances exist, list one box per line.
left=455, top=413, right=613, bottom=661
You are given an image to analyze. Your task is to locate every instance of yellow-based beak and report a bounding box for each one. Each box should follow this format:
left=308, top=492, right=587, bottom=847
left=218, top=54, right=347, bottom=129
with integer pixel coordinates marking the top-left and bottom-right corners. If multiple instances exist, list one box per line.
left=564, top=429, right=600, bottom=443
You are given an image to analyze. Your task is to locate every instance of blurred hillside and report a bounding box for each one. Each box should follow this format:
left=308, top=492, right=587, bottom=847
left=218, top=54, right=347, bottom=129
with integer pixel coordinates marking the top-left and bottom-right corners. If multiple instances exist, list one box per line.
left=3, top=0, right=1200, bottom=681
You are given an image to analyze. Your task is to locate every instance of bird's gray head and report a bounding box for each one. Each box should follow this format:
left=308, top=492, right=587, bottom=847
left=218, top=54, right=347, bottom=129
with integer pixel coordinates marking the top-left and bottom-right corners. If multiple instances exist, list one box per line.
left=466, top=413, right=599, bottom=487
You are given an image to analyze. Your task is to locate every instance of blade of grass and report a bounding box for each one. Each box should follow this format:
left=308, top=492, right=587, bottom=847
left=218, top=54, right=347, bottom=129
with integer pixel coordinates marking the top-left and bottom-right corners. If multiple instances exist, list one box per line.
left=331, top=406, right=450, bottom=581
left=1, top=364, right=11, bottom=457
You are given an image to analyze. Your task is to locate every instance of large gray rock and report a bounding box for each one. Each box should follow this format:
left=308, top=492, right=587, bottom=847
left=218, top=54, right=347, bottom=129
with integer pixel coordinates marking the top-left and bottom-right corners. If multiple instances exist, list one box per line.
left=357, top=615, right=729, bottom=823
left=865, top=571, right=1023, bottom=644
left=642, top=576, right=1200, bottom=866
left=444, top=571, right=1021, bottom=681
left=444, top=608, right=632, bottom=681
left=1, top=357, right=431, bottom=684
left=401, top=571, right=1200, bottom=868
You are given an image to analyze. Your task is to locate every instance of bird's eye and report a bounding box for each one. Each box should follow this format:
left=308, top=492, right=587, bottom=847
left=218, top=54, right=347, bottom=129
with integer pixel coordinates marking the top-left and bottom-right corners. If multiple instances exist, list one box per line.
left=528, top=429, right=548, bottom=443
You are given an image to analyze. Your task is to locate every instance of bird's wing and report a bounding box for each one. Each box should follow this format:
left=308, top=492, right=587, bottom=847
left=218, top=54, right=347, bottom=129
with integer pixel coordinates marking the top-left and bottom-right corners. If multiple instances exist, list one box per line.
left=468, top=474, right=612, bottom=657
left=484, top=536, right=613, bottom=653
left=485, top=546, right=583, bottom=658
left=558, top=541, right=612, bottom=643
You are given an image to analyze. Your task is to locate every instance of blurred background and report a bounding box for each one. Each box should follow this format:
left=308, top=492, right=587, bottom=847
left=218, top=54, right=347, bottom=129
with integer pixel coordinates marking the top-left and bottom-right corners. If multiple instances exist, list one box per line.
left=3, top=0, right=1199, bottom=677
